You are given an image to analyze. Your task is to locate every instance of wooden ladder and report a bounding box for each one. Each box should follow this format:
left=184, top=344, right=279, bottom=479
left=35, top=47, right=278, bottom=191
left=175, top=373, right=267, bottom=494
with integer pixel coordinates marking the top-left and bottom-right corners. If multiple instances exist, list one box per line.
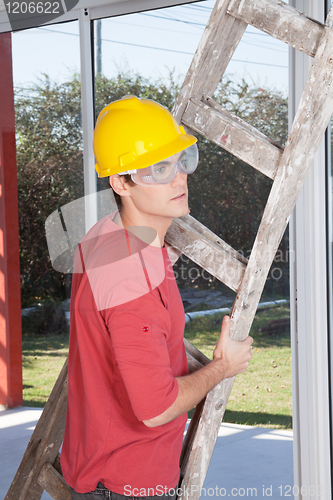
left=6, top=0, right=333, bottom=498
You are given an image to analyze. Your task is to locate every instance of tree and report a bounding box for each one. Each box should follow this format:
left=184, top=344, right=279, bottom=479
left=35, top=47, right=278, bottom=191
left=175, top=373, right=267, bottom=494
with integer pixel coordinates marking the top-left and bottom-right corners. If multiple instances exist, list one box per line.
left=15, top=73, right=83, bottom=305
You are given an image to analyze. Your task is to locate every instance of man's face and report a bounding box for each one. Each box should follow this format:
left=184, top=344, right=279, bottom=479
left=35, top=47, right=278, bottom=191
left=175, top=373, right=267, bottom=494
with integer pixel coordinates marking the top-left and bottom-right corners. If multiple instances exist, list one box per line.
left=112, top=150, right=190, bottom=220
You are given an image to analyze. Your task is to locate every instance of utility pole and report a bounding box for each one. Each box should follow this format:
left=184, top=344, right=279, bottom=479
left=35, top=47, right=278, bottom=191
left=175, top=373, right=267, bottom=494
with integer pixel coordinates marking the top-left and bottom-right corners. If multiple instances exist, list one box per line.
left=96, top=19, right=102, bottom=76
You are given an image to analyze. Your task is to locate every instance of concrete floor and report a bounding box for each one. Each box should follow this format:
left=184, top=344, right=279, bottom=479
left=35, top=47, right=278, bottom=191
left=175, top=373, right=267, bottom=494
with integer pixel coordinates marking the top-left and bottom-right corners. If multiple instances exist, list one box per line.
left=1, top=407, right=293, bottom=499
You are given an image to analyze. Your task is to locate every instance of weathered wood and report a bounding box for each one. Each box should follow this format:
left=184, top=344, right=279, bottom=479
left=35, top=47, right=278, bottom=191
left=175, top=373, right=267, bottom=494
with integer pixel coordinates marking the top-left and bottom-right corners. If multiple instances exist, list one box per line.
left=179, top=398, right=206, bottom=477
left=172, top=0, right=247, bottom=123
left=182, top=96, right=283, bottom=179
left=186, top=352, right=204, bottom=374
left=184, top=338, right=210, bottom=367
left=227, top=0, right=325, bottom=58
left=5, top=359, right=68, bottom=500
left=184, top=338, right=210, bottom=373
left=178, top=10, right=333, bottom=499
left=53, top=453, right=62, bottom=476
left=182, top=340, right=210, bottom=471
left=166, top=214, right=247, bottom=293
left=231, top=20, right=333, bottom=344
left=37, top=463, right=71, bottom=500
left=259, top=318, right=290, bottom=334
left=185, top=339, right=210, bottom=374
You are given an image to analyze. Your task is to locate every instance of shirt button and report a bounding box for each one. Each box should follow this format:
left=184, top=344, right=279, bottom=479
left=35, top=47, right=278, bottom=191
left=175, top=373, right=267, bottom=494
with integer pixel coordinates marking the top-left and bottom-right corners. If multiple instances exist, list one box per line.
left=142, top=326, right=149, bottom=332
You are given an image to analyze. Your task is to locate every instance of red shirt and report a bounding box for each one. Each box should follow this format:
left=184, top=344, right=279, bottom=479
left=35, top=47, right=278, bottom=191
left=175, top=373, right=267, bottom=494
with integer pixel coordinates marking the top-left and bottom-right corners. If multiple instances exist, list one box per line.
left=61, top=211, right=188, bottom=495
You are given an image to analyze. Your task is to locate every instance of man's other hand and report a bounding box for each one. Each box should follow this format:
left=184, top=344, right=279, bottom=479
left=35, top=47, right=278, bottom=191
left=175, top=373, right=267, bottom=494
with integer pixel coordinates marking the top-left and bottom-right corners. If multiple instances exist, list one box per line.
left=213, top=316, right=253, bottom=380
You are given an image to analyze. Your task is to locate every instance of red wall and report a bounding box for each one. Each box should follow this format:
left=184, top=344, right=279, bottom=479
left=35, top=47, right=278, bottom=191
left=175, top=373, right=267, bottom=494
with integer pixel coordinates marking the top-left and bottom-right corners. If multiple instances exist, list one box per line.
left=0, top=32, right=23, bottom=408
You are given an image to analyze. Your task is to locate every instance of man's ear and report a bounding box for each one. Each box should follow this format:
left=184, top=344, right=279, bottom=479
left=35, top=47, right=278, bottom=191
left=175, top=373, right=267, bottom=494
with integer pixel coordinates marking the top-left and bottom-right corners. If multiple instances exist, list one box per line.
left=109, top=175, right=131, bottom=198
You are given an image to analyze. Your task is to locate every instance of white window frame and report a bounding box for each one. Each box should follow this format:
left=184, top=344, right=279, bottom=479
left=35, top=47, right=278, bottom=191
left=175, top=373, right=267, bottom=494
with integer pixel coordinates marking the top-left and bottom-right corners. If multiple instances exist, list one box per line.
left=289, top=1, right=332, bottom=498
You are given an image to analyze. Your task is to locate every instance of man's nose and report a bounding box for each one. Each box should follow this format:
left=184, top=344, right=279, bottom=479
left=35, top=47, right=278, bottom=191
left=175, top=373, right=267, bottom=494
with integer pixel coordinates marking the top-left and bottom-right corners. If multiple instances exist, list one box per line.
left=171, top=169, right=187, bottom=186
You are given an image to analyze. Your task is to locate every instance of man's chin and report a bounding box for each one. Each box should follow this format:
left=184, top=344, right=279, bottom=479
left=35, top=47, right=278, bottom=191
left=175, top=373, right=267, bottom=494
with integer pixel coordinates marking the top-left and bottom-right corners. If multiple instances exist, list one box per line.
left=162, top=200, right=189, bottom=219
left=171, top=204, right=189, bottom=218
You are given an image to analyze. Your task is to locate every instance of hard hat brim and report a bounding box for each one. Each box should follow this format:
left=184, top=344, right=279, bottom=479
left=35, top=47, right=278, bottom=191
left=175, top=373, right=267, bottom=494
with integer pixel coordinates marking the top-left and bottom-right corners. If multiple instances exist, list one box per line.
left=96, top=133, right=197, bottom=178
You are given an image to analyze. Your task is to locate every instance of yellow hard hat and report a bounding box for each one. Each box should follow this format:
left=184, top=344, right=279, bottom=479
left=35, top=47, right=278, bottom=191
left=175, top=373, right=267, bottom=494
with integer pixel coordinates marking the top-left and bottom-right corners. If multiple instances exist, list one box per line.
left=93, top=95, right=197, bottom=178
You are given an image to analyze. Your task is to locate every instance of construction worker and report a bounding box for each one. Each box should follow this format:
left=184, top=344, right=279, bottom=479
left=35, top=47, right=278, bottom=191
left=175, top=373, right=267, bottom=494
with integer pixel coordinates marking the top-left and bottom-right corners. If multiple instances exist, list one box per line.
left=61, top=96, right=253, bottom=500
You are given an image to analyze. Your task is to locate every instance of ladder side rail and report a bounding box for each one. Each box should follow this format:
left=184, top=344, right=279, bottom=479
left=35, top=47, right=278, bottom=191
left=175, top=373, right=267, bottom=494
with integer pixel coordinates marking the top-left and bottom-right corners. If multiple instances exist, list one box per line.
left=178, top=19, right=333, bottom=500
left=182, top=97, right=282, bottom=180
left=172, top=0, right=247, bottom=122
left=5, top=360, right=68, bottom=500
left=179, top=398, right=206, bottom=479
left=227, top=0, right=324, bottom=58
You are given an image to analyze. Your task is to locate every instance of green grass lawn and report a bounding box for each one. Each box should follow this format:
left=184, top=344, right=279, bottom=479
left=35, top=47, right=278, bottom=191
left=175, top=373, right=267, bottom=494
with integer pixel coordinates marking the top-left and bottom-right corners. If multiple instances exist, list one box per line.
left=22, top=304, right=292, bottom=429
left=22, top=333, right=69, bottom=407
left=184, top=305, right=292, bottom=429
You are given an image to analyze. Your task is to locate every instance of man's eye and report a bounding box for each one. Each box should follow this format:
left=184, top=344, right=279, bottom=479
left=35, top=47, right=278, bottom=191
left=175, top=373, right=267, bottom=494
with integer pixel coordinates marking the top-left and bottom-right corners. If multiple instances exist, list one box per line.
left=156, top=166, right=166, bottom=174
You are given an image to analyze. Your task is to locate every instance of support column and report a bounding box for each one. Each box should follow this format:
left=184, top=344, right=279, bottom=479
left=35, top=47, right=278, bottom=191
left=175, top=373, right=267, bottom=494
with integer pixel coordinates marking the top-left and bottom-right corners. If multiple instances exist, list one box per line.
left=0, top=32, right=23, bottom=409
left=289, top=1, right=332, bottom=498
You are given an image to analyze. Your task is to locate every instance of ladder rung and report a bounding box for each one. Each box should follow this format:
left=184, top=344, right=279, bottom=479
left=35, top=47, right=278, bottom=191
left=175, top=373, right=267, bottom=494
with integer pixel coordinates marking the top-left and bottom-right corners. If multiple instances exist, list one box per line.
left=227, top=0, right=325, bottom=58
left=187, top=352, right=205, bottom=374
left=38, top=463, right=71, bottom=500
left=185, top=339, right=210, bottom=374
left=179, top=214, right=248, bottom=266
left=184, top=338, right=210, bottom=366
left=53, top=453, right=62, bottom=475
left=183, top=96, right=282, bottom=180
left=166, top=215, right=247, bottom=293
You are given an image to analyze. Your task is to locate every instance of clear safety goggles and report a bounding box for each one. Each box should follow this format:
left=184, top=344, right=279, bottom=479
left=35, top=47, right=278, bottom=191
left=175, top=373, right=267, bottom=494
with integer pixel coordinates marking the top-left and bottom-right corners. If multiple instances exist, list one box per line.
left=118, top=143, right=199, bottom=186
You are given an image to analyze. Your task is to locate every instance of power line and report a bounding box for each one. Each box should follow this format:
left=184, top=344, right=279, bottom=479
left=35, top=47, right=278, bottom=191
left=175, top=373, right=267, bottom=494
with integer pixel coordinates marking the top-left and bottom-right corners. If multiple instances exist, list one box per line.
left=104, top=18, right=288, bottom=52
left=101, top=37, right=194, bottom=55
left=140, top=10, right=287, bottom=41
left=36, top=27, right=195, bottom=55
left=105, top=15, right=287, bottom=53
left=103, top=18, right=199, bottom=36
left=35, top=27, right=287, bottom=68
left=139, top=12, right=205, bottom=27
left=36, top=27, right=79, bottom=37
left=182, top=2, right=215, bottom=11
left=101, top=36, right=288, bottom=66
left=182, top=4, right=213, bottom=10
left=242, top=36, right=288, bottom=53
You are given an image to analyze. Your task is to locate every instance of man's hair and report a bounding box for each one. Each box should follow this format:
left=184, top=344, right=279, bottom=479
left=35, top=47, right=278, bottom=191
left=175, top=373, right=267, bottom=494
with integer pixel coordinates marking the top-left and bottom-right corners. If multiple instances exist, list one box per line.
left=110, top=174, right=135, bottom=209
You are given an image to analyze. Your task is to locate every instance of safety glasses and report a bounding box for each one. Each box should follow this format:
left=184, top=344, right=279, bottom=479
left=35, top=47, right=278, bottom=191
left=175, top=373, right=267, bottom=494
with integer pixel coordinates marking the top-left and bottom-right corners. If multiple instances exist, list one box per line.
left=118, top=143, right=199, bottom=186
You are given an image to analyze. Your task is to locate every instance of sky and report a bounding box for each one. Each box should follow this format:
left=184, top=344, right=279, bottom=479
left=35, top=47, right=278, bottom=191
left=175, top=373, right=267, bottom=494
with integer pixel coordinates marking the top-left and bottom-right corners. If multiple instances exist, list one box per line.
left=11, top=0, right=289, bottom=95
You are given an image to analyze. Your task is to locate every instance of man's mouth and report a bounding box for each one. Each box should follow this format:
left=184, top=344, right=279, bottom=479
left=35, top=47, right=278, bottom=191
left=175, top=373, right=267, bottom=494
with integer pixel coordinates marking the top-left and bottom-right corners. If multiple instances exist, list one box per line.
left=172, top=193, right=186, bottom=200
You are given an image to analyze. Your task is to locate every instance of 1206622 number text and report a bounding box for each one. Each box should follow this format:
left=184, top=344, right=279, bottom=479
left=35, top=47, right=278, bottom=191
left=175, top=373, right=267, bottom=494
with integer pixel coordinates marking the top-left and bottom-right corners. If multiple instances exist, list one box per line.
left=278, top=484, right=331, bottom=496
left=5, top=2, right=60, bottom=14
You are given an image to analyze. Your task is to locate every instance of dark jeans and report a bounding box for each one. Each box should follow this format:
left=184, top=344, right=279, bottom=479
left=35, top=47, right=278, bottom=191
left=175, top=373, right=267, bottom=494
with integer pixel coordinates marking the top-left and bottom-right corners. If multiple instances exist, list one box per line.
left=70, top=483, right=177, bottom=500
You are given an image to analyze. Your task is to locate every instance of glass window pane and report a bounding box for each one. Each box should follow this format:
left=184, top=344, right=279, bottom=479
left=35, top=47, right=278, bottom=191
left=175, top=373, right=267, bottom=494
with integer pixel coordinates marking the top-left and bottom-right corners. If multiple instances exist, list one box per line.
left=93, top=2, right=289, bottom=305
left=92, top=1, right=291, bottom=455
left=12, top=21, right=83, bottom=316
